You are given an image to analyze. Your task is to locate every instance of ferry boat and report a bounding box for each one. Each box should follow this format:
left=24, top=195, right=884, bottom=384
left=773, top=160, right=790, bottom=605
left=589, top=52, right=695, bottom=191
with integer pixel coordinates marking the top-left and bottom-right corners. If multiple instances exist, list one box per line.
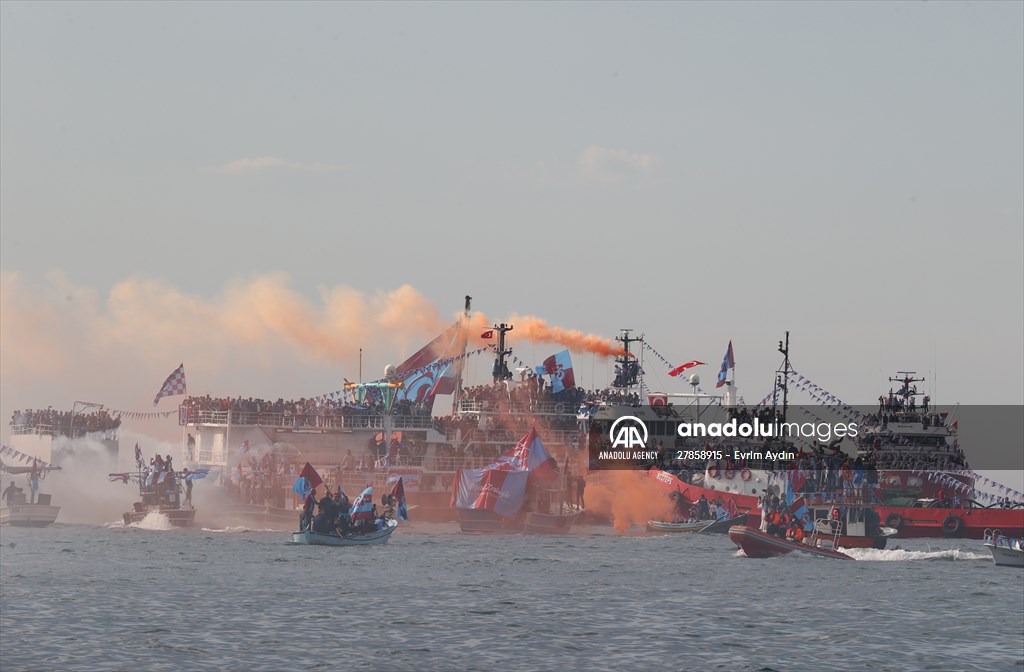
left=110, top=470, right=197, bottom=527
left=181, top=302, right=593, bottom=531
left=594, top=337, right=1024, bottom=539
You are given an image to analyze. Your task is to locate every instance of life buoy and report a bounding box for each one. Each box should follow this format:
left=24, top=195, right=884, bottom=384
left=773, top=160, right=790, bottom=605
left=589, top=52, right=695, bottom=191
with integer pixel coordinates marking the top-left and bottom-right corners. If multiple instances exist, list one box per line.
left=505, top=431, right=514, bottom=440
left=740, top=469, right=752, bottom=482
left=941, top=515, right=963, bottom=536
left=708, top=467, right=720, bottom=479
left=885, top=513, right=904, bottom=529
left=541, top=430, right=550, bottom=441
left=554, top=403, right=565, bottom=413
left=724, top=469, right=736, bottom=480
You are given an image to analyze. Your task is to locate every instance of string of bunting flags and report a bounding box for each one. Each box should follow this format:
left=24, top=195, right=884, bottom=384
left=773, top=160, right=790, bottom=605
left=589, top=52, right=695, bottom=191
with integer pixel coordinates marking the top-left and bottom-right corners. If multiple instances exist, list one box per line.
left=912, top=465, right=1024, bottom=503
left=108, top=409, right=179, bottom=420
left=0, top=444, right=59, bottom=470
left=640, top=341, right=707, bottom=394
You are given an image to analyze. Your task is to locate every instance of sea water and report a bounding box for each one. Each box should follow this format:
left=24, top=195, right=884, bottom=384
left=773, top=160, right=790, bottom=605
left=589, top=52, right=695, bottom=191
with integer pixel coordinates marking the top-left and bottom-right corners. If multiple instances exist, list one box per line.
left=1, top=522, right=1022, bottom=671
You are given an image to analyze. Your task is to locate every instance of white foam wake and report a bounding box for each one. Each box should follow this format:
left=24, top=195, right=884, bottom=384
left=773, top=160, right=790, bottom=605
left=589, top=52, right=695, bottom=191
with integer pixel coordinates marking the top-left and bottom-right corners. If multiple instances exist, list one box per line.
left=128, top=511, right=175, bottom=531
left=843, top=547, right=989, bottom=562
left=201, top=526, right=276, bottom=533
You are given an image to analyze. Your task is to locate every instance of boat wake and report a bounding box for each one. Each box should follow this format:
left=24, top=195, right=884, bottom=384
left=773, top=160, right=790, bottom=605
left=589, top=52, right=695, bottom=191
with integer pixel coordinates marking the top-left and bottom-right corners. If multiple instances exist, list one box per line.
left=842, top=547, right=989, bottom=562
left=105, top=511, right=176, bottom=531
left=201, top=526, right=276, bottom=534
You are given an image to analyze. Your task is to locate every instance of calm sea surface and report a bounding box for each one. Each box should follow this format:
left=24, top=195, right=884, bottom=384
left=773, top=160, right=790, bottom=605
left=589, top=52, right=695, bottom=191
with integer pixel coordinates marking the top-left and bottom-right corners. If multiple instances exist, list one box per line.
left=1, top=518, right=1022, bottom=672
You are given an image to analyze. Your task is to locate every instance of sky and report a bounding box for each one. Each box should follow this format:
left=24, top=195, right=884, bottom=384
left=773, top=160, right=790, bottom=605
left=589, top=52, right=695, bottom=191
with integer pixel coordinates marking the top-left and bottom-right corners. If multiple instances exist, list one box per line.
left=2, top=2, right=1022, bottom=442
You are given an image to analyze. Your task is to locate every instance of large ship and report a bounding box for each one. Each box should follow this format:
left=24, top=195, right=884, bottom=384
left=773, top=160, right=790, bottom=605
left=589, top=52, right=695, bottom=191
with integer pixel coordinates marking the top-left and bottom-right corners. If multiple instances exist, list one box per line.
left=606, top=335, right=1024, bottom=539
left=181, top=299, right=593, bottom=528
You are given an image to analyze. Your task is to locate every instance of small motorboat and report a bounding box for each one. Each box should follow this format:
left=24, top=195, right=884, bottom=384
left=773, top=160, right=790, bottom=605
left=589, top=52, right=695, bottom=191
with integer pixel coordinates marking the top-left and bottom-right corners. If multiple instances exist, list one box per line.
left=647, top=519, right=716, bottom=533
left=696, top=514, right=748, bottom=534
left=728, top=525, right=854, bottom=560
left=983, top=529, right=1024, bottom=568
left=0, top=493, right=60, bottom=527
left=1, top=457, right=61, bottom=527
left=290, top=519, right=398, bottom=546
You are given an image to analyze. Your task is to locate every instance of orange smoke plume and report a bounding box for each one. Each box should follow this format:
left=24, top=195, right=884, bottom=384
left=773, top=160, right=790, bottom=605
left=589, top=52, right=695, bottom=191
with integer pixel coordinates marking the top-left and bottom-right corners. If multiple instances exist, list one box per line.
left=585, top=470, right=675, bottom=532
left=503, top=315, right=624, bottom=357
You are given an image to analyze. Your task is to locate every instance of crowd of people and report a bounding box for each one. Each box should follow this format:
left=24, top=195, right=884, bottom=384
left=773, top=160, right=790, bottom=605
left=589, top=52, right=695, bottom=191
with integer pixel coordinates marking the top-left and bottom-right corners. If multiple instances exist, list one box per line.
left=300, top=487, right=396, bottom=536
left=9, top=408, right=121, bottom=438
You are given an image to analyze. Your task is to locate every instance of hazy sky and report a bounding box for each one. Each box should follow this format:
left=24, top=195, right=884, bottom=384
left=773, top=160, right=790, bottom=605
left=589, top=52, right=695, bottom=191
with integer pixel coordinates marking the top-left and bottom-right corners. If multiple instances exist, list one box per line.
left=2, top=1, right=1022, bottom=432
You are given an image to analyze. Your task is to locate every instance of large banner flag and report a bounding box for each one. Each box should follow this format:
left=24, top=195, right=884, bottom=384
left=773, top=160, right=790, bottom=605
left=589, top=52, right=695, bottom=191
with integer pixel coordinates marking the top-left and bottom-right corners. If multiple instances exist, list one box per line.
left=716, top=342, right=735, bottom=388
left=153, top=363, right=188, bottom=407
left=542, top=350, right=575, bottom=393
left=496, top=428, right=558, bottom=482
left=390, top=477, right=409, bottom=522
left=396, top=323, right=467, bottom=406
left=451, top=468, right=530, bottom=518
left=668, top=360, right=705, bottom=377
left=298, top=462, right=323, bottom=490
left=349, top=486, right=375, bottom=525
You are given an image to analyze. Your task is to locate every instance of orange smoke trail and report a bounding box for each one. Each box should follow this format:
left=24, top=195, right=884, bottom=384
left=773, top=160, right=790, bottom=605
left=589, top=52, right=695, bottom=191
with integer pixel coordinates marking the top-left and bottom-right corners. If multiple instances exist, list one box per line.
left=498, top=314, right=624, bottom=357
left=585, top=471, right=675, bottom=532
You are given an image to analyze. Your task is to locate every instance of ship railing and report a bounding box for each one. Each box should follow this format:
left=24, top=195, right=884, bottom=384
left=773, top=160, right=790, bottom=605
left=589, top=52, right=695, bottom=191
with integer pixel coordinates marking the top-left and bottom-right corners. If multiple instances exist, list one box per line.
left=442, top=427, right=582, bottom=445
left=184, top=410, right=434, bottom=430
left=7, top=424, right=119, bottom=441
left=456, top=400, right=578, bottom=416
left=9, top=424, right=56, bottom=437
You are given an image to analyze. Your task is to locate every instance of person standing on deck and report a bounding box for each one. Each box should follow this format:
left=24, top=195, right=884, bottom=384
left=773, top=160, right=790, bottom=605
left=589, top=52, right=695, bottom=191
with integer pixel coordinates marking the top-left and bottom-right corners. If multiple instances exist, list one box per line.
left=575, top=475, right=586, bottom=509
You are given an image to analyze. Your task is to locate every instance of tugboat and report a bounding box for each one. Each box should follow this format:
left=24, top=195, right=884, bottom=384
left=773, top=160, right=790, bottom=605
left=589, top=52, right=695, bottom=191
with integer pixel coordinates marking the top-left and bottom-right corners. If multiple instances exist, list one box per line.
left=110, top=469, right=197, bottom=527
left=0, top=455, right=61, bottom=527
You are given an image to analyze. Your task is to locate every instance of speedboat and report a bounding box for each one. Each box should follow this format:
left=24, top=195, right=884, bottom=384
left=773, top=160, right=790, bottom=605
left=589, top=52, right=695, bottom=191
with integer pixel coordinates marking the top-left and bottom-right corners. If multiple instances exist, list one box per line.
left=729, top=525, right=854, bottom=560
left=983, top=529, right=1024, bottom=568
left=290, top=519, right=398, bottom=546
left=729, top=503, right=896, bottom=560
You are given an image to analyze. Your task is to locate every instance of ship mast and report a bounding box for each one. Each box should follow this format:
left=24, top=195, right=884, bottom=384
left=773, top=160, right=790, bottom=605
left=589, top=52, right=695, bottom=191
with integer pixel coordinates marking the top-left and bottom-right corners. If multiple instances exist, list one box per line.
left=491, top=322, right=514, bottom=384
left=774, top=331, right=791, bottom=424
left=451, top=295, right=473, bottom=415
left=613, top=329, right=642, bottom=390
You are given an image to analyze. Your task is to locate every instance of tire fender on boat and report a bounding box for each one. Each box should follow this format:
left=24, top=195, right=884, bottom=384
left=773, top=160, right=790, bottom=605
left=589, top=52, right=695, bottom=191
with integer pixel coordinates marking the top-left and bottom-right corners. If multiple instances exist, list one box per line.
left=885, top=513, right=904, bottom=529
left=941, top=515, right=963, bottom=536
left=740, top=469, right=752, bottom=482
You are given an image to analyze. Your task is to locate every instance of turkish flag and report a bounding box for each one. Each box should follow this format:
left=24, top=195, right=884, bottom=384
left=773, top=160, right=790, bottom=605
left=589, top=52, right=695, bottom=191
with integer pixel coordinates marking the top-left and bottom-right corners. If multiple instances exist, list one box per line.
left=480, top=330, right=494, bottom=339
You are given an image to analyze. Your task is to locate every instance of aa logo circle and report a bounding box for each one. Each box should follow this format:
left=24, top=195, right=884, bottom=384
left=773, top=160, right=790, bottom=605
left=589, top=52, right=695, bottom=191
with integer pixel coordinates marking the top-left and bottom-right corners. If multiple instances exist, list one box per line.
left=609, top=416, right=648, bottom=449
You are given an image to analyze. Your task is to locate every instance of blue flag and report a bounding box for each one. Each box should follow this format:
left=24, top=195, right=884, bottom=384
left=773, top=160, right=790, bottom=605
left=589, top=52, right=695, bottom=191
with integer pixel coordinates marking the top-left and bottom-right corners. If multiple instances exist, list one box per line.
left=292, top=476, right=310, bottom=498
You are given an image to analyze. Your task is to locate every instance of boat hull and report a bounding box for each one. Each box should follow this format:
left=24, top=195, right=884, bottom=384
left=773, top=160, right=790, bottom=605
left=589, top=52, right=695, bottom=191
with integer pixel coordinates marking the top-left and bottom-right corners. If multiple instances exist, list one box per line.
left=524, top=512, right=579, bottom=535
left=984, top=542, right=1024, bottom=567
left=0, top=504, right=60, bottom=527
left=647, top=520, right=715, bottom=533
left=457, top=508, right=578, bottom=534
left=728, top=525, right=854, bottom=560
left=290, top=520, right=397, bottom=546
left=123, top=507, right=196, bottom=527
